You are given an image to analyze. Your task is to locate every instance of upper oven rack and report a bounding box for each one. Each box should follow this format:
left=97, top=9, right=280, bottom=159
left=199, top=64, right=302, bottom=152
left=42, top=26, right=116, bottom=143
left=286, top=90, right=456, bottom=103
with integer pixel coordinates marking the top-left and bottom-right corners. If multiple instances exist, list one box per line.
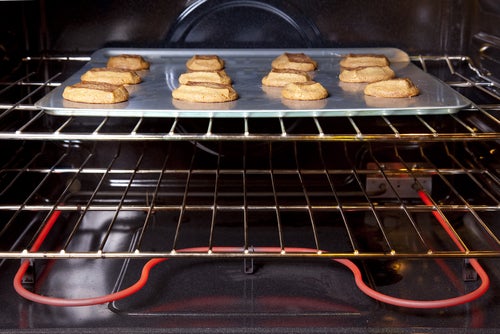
left=0, top=55, right=498, bottom=142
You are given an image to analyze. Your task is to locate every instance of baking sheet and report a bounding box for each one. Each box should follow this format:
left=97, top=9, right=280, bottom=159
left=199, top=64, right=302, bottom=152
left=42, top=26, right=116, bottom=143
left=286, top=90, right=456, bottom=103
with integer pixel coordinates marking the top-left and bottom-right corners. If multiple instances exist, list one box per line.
left=35, top=48, right=470, bottom=117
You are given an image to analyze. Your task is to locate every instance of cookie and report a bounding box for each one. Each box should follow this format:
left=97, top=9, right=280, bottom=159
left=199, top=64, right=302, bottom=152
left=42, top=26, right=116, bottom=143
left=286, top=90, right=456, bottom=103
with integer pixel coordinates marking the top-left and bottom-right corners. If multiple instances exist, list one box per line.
left=271, top=53, right=318, bottom=71
left=340, top=54, right=390, bottom=69
left=81, top=67, right=142, bottom=85
left=262, top=69, right=311, bottom=87
left=186, top=55, right=225, bottom=71
left=107, top=54, right=150, bottom=71
left=364, top=78, right=420, bottom=98
left=281, top=81, right=328, bottom=101
left=172, top=82, right=238, bottom=103
left=339, top=66, right=395, bottom=83
left=62, top=82, right=129, bottom=104
left=178, top=70, right=232, bottom=85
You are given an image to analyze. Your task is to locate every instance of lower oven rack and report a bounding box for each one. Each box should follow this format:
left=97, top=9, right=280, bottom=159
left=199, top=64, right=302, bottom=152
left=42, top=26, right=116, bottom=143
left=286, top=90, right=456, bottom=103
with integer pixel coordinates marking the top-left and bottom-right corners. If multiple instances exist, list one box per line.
left=0, top=55, right=498, bottom=260
left=0, top=139, right=498, bottom=260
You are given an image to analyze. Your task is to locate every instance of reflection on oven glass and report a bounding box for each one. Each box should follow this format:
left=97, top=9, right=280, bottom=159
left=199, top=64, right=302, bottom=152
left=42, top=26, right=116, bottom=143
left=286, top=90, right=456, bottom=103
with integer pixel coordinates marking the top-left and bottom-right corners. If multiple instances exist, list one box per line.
left=62, top=99, right=130, bottom=109
left=364, top=95, right=417, bottom=108
left=172, top=98, right=237, bottom=110
left=261, top=85, right=282, bottom=99
left=281, top=97, right=328, bottom=110
left=338, top=81, right=367, bottom=94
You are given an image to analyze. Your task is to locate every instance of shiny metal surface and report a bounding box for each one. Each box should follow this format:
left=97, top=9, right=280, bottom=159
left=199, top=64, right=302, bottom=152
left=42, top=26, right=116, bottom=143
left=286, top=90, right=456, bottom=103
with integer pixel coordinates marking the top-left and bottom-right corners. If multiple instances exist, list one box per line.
left=36, top=48, right=470, bottom=118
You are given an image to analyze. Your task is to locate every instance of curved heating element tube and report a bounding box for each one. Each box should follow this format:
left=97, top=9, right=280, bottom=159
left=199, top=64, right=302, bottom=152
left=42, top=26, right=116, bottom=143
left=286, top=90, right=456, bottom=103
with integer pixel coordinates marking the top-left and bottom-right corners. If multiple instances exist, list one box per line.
left=14, top=202, right=490, bottom=308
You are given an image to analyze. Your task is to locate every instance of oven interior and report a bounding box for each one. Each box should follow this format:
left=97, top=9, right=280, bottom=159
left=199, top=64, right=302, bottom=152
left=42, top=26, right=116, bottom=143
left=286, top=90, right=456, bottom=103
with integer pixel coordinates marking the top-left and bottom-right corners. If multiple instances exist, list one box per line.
left=0, top=0, right=499, bottom=333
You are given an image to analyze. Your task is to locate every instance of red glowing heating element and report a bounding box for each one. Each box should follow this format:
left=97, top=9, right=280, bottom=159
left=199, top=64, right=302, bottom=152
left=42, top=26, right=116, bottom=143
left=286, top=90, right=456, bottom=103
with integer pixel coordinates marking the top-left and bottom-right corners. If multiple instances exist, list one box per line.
left=14, top=191, right=489, bottom=308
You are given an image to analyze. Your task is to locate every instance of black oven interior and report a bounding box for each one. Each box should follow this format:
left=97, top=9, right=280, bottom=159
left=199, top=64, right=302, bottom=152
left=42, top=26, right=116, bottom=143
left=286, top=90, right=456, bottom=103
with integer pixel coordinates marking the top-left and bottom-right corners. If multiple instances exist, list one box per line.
left=0, top=0, right=499, bottom=333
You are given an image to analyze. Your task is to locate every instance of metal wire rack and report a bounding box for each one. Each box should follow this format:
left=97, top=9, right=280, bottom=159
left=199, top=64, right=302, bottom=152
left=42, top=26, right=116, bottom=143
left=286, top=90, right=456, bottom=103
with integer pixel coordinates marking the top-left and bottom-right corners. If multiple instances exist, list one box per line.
left=0, top=56, right=498, bottom=142
left=0, top=55, right=498, bottom=260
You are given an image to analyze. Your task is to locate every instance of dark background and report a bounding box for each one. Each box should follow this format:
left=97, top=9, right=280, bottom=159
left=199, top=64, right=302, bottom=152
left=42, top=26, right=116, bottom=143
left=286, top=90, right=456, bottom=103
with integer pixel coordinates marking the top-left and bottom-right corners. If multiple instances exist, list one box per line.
left=0, top=0, right=498, bottom=53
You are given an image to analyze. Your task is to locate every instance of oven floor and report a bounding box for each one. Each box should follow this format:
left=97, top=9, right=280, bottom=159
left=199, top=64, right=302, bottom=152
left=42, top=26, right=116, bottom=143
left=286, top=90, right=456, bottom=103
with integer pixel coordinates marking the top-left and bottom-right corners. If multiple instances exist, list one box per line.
left=0, top=255, right=499, bottom=332
left=1, top=212, right=499, bottom=332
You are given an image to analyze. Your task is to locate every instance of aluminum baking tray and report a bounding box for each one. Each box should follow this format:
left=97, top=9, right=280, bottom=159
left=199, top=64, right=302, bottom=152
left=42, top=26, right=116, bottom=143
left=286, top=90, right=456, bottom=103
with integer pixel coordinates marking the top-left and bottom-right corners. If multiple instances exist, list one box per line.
left=36, top=48, right=470, bottom=118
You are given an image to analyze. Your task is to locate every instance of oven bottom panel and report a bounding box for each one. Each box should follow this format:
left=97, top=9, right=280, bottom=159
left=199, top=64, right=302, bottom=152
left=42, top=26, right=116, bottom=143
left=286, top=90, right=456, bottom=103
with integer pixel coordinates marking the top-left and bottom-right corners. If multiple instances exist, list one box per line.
left=0, top=256, right=499, bottom=332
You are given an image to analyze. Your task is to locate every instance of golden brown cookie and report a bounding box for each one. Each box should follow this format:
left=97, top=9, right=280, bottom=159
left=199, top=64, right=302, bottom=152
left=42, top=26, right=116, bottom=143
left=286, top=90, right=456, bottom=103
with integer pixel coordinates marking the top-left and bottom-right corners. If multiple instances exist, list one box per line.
left=271, top=53, right=318, bottom=71
left=186, top=55, right=225, bottom=71
left=81, top=67, right=142, bottom=85
left=62, top=82, right=129, bottom=104
left=364, top=78, right=420, bottom=98
left=281, top=81, right=328, bottom=101
left=107, top=54, right=150, bottom=71
left=262, top=69, right=311, bottom=87
left=172, top=82, right=238, bottom=103
left=178, top=70, right=232, bottom=85
left=339, top=54, right=390, bottom=69
left=339, top=66, right=395, bottom=83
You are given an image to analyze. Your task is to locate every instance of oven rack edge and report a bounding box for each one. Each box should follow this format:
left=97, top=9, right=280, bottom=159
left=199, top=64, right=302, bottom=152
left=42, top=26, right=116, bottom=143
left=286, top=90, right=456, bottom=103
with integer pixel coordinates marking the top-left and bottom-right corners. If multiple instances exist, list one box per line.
left=1, top=250, right=499, bottom=260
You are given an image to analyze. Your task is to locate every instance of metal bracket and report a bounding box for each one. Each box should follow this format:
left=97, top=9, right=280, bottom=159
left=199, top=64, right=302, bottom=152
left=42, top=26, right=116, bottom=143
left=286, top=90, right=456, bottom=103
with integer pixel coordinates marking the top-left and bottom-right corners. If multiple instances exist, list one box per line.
left=462, top=259, right=478, bottom=282
left=365, top=162, right=432, bottom=198
left=21, top=260, right=36, bottom=291
left=243, top=246, right=255, bottom=274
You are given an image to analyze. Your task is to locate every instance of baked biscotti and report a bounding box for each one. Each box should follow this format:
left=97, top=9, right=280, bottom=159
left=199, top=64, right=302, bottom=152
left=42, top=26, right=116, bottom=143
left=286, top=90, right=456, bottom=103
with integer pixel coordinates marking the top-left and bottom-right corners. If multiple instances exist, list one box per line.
left=340, top=54, right=390, bottom=69
left=186, top=55, right=225, bottom=71
left=262, top=69, right=312, bottom=87
left=172, top=82, right=238, bottom=103
left=107, top=54, right=150, bottom=71
left=62, top=82, right=129, bottom=104
left=271, top=53, right=318, bottom=71
left=364, top=78, right=420, bottom=98
left=178, top=70, right=232, bottom=85
left=81, top=67, right=142, bottom=85
left=339, top=66, right=395, bottom=83
left=281, top=81, right=328, bottom=100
